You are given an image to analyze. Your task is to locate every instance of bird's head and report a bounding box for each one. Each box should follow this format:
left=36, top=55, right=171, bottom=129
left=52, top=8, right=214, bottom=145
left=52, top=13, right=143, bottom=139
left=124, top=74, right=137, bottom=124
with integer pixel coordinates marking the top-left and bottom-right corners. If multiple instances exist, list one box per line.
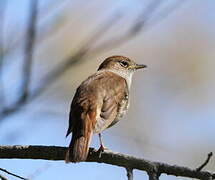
left=98, top=55, right=147, bottom=74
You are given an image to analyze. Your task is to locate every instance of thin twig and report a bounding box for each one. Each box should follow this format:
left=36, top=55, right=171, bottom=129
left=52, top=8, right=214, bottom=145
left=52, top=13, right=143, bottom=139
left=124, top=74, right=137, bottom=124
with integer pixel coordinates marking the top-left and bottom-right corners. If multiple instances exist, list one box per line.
left=27, top=163, right=51, bottom=179
left=20, top=0, right=38, bottom=102
left=91, top=0, right=186, bottom=56
left=0, top=0, right=38, bottom=118
left=2, top=0, right=66, bottom=57
left=38, top=0, right=68, bottom=19
left=146, top=0, right=187, bottom=28
left=196, top=152, right=213, bottom=172
left=0, top=1, right=7, bottom=111
left=0, top=167, right=28, bottom=180
left=126, top=168, right=133, bottom=180
left=0, top=174, right=8, bottom=180
left=90, top=0, right=164, bottom=55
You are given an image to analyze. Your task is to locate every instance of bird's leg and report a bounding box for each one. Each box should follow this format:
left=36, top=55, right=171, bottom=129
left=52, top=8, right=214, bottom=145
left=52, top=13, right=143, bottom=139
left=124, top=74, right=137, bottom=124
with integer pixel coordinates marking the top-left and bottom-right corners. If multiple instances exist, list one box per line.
left=98, top=133, right=105, bottom=152
left=97, top=133, right=108, bottom=157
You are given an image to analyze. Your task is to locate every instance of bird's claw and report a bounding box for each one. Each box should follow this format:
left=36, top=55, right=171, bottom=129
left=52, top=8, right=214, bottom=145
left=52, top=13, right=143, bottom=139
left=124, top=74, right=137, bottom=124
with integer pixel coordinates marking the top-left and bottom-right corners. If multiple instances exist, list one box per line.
left=97, top=145, right=109, bottom=158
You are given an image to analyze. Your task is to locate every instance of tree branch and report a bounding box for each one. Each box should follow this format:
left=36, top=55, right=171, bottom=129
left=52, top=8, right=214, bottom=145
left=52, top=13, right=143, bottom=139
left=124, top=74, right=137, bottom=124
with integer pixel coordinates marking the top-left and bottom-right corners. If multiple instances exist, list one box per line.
left=0, top=1, right=7, bottom=111
left=0, top=167, right=28, bottom=180
left=0, top=145, right=214, bottom=179
left=196, top=152, right=213, bottom=172
left=126, top=168, right=133, bottom=180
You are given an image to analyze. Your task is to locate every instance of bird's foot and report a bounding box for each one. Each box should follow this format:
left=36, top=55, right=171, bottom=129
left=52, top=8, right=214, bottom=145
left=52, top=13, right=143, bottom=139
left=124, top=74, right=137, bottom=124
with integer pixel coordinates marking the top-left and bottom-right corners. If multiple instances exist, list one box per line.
left=97, top=145, right=109, bottom=158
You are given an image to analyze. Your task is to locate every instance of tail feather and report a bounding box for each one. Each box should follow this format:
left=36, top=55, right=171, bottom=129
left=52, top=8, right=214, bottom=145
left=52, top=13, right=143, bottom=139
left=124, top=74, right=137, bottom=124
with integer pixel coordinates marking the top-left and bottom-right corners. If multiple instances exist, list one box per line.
left=65, top=131, right=92, bottom=163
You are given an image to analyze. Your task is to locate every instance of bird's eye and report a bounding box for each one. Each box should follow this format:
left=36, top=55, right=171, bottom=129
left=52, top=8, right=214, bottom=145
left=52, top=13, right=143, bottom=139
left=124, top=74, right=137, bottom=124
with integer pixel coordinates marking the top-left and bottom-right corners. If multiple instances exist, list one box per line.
left=119, top=61, right=129, bottom=68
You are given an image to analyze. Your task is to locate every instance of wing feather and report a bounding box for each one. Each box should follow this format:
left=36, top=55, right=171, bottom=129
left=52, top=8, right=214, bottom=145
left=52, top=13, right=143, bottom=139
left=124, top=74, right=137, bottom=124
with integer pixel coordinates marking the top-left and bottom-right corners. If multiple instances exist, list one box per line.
left=66, top=71, right=128, bottom=136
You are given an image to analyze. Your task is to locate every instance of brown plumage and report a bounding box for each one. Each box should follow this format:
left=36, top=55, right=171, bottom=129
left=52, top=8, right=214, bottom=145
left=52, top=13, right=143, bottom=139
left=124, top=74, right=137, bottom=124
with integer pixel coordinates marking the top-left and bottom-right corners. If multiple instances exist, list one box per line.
left=65, top=56, right=146, bottom=163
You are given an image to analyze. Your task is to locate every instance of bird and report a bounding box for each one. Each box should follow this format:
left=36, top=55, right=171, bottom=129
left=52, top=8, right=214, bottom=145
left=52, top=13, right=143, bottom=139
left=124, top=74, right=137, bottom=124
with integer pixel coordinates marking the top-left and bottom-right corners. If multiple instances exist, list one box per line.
left=65, top=55, right=147, bottom=163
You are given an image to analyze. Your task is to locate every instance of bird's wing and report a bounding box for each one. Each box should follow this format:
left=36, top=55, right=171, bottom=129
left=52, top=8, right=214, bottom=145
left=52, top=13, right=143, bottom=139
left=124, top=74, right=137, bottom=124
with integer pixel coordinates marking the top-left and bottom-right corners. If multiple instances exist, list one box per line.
left=66, top=80, right=98, bottom=137
left=93, top=71, right=128, bottom=133
left=66, top=71, right=127, bottom=136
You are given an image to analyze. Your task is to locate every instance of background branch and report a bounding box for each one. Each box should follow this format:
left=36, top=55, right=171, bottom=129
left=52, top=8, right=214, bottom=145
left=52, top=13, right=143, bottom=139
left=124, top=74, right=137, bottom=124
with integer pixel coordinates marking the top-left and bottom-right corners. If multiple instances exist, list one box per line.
left=0, top=1, right=7, bottom=111
left=0, top=145, right=214, bottom=180
left=0, top=174, right=7, bottom=180
left=0, top=11, right=122, bottom=119
left=90, top=0, right=186, bottom=55
left=19, top=0, right=38, bottom=103
left=196, top=152, right=213, bottom=172
left=0, top=0, right=185, bottom=121
left=0, top=167, right=28, bottom=180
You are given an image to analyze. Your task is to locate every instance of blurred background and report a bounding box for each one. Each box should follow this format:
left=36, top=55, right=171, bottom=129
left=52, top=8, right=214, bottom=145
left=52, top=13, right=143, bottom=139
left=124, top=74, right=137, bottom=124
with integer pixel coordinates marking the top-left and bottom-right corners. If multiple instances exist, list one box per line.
left=0, top=0, right=215, bottom=179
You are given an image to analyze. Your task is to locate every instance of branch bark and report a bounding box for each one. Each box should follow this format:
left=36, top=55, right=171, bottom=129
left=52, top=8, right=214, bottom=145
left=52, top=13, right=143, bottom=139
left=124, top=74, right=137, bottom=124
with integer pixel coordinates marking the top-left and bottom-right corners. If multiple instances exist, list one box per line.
left=148, top=172, right=159, bottom=180
left=196, top=152, right=213, bottom=172
left=126, top=168, right=133, bottom=180
left=0, top=145, right=214, bottom=179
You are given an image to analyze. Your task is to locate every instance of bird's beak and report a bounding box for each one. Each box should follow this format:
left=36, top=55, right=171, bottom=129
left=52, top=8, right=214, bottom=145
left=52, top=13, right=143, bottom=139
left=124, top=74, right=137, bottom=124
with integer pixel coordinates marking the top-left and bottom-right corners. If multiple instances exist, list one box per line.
left=135, top=64, right=147, bottom=70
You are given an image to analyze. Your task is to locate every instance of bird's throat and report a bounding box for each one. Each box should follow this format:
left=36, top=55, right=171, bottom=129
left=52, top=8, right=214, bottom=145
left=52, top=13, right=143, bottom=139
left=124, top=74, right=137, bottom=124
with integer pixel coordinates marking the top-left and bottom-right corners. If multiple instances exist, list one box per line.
left=99, top=69, right=133, bottom=90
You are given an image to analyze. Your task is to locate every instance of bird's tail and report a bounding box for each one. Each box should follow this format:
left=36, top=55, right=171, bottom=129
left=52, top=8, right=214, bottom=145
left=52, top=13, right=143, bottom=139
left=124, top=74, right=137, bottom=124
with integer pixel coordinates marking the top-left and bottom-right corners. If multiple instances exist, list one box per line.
left=65, top=130, right=93, bottom=163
